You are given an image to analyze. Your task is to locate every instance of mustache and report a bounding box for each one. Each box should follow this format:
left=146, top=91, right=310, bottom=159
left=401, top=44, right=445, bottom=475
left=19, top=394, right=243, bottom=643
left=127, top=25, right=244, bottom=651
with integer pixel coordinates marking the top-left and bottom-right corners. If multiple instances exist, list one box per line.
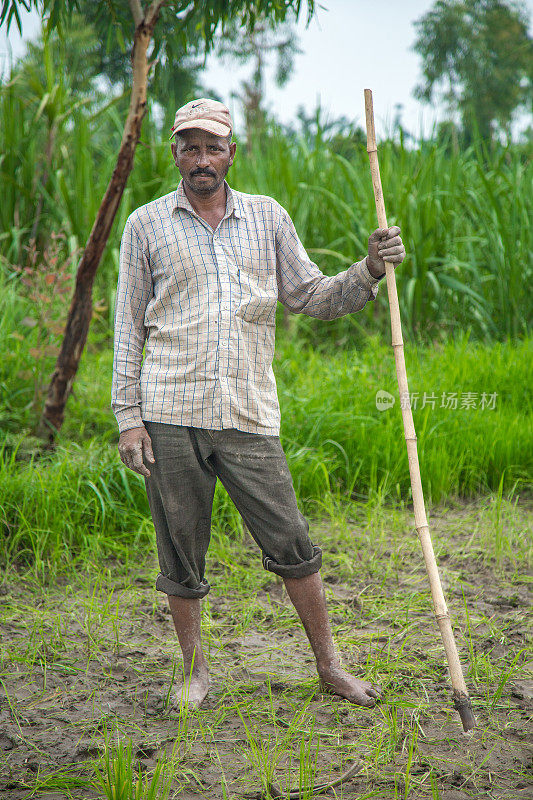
left=191, top=168, right=216, bottom=177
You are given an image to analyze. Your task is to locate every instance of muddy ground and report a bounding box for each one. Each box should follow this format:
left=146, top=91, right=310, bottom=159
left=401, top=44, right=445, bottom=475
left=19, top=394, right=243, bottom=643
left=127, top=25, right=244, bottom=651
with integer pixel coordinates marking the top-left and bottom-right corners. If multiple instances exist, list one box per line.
left=0, top=500, right=531, bottom=799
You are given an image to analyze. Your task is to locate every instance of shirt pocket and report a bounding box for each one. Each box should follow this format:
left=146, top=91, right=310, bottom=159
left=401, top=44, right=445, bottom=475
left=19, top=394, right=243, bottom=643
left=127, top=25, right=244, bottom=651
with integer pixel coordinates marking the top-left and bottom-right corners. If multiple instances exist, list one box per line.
left=234, top=264, right=278, bottom=324
left=224, top=233, right=276, bottom=323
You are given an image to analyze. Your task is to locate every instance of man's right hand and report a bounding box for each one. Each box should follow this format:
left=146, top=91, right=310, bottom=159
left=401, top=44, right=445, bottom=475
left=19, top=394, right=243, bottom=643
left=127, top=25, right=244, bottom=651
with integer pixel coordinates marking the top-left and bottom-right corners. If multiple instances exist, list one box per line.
left=118, top=426, right=155, bottom=477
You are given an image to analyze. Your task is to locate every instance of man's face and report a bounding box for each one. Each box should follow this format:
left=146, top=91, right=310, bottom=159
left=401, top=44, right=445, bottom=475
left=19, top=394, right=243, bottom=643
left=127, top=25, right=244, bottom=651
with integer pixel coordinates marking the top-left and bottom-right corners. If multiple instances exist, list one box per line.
left=171, top=129, right=236, bottom=197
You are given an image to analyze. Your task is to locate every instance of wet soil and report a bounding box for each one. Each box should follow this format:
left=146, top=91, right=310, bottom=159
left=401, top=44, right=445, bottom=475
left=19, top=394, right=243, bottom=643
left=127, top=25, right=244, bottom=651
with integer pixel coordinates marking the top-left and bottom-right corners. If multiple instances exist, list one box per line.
left=0, top=502, right=531, bottom=799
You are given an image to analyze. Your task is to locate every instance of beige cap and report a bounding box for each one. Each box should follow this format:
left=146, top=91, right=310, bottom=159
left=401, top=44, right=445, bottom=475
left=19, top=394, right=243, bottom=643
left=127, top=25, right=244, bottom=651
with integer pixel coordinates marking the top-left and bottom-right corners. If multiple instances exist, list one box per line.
left=170, top=98, right=233, bottom=140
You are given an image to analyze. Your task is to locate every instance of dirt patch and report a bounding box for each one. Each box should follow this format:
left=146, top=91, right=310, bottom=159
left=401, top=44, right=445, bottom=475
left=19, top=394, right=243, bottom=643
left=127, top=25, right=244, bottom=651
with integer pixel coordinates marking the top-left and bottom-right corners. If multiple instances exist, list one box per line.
left=0, top=500, right=531, bottom=798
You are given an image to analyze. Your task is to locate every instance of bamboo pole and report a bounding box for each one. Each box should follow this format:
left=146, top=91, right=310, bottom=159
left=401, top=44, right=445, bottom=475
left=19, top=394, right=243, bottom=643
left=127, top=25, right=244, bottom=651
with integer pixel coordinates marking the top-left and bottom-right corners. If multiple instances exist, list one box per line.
left=363, top=89, right=476, bottom=732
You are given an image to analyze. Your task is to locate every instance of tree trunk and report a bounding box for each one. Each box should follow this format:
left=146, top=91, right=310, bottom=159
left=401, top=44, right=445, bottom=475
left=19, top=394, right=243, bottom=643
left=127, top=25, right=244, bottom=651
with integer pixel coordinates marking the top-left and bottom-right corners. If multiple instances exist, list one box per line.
left=37, top=8, right=162, bottom=445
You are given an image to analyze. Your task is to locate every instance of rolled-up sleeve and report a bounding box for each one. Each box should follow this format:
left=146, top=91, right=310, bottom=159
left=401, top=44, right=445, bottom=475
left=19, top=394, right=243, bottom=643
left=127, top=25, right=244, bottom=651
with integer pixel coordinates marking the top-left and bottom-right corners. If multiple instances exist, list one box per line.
left=275, top=207, right=381, bottom=320
left=111, top=216, right=153, bottom=433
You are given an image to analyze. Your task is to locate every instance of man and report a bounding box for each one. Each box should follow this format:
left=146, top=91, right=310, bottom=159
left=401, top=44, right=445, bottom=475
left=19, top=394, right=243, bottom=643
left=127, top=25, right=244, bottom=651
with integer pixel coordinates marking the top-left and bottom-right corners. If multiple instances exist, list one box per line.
left=112, top=98, right=405, bottom=708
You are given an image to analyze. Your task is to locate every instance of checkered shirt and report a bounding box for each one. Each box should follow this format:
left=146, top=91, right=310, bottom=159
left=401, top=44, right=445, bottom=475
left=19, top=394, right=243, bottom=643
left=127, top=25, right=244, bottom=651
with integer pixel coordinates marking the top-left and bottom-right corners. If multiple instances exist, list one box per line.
left=111, top=181, right=381, bottom=435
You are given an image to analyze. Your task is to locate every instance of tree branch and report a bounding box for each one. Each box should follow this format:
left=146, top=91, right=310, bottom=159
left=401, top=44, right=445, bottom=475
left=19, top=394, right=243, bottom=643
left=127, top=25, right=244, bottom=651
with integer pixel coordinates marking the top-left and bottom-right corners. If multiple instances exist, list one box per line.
left=145, top=0, right=167, bottom=29
left=128, top=0, right=144, bottom=27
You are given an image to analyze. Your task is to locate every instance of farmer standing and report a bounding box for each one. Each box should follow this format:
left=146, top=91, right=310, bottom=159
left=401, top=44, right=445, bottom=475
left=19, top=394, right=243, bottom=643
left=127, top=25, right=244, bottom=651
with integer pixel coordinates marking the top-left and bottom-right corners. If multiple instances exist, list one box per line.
left=112, top=98, right=406, bottom=708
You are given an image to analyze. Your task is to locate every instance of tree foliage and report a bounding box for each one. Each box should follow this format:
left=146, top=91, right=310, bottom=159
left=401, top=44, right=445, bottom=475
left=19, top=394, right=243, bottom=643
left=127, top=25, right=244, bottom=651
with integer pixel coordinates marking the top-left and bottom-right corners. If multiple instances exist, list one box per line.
left=1, top=0, right=313, bottom=49
left=1, top=1, right=314, bottom=131
left=413, top=0, right=533, bottom=140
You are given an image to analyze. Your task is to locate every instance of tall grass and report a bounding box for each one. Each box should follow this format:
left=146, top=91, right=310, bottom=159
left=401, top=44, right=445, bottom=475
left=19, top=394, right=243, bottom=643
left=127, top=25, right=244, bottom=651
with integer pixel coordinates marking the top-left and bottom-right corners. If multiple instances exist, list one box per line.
left=231, top=128, right=532, bottom=344
left=1, top=67, right=531, bottom=343
left=1, top=329, right=530, bottom=571
left=275, top=334, right=532, bottom=507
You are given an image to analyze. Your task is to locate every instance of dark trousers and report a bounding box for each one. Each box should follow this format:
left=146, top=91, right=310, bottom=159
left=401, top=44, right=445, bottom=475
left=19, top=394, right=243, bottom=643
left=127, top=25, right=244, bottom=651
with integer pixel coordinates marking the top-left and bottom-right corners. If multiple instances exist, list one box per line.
left=143, top=423, right=322, bottom=598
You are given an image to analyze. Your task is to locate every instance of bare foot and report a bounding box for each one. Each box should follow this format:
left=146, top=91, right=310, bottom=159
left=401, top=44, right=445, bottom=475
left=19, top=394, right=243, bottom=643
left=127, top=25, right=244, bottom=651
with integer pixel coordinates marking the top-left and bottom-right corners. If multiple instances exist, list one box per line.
left=319, top=665, right=382, bottom=707
left=175, top=670, right=209, bottom=709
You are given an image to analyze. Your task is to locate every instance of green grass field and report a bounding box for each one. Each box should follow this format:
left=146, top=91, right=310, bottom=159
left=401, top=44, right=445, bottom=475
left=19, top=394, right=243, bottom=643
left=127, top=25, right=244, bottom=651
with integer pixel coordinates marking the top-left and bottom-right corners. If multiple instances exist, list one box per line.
left=1, top=334, right=531, bottom=576
left=1, top=333, right=532, bottom=799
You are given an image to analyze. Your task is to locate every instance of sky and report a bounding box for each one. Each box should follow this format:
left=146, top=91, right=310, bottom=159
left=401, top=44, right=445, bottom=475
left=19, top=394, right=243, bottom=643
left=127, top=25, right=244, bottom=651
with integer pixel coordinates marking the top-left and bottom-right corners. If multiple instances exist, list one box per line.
left=203, top=0, right=456, bottom=138
left=1, top=0, right=532, bottom=139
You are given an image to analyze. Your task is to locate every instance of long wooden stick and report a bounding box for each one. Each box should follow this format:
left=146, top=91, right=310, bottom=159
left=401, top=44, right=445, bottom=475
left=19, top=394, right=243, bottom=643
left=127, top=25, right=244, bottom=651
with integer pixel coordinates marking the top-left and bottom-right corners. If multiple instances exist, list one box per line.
left=364, top=89, right=476, bottom=732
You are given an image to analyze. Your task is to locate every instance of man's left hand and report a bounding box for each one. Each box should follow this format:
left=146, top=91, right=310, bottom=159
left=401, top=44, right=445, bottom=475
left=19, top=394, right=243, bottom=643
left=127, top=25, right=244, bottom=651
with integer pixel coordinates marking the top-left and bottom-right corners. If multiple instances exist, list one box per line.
left=367, top=226, right=406, bottom=278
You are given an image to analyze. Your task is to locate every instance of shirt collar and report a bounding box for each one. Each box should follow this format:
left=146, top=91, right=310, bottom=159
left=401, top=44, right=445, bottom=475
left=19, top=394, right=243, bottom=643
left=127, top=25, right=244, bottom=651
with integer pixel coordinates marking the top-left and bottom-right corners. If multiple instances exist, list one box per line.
left=175, top=180, right=243, bottom=220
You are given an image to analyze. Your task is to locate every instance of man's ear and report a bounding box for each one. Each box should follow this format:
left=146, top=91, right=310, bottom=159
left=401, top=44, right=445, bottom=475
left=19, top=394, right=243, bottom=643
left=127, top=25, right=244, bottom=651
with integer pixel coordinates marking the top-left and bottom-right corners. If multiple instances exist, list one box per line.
left=229, top=140, right=237, bottom=165
left=171, top=140, right=178, bottom=165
